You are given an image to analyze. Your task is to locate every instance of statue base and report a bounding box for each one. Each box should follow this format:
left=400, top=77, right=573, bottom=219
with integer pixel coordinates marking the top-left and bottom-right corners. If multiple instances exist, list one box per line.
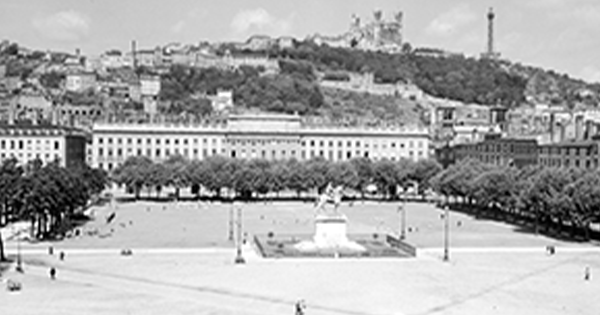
left=295, top=214, right=365, bottom=253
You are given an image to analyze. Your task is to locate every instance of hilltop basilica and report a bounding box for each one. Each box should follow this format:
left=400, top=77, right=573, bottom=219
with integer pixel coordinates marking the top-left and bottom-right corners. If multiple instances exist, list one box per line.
left=309, top=10, right=403, bottom=53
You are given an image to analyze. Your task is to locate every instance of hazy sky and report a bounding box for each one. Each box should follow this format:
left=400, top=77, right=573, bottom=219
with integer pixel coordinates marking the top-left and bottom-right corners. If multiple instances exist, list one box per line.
left=1, top=0, right=599, bottom=82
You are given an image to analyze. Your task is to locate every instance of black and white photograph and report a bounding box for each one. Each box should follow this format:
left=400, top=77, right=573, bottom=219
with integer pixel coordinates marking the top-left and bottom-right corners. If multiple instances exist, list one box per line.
left=0, top=0, right=599, bottom=314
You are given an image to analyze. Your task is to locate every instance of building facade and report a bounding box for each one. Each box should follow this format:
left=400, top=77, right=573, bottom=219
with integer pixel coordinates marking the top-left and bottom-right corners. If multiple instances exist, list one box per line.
left=436, top=134, right=538, bottom=168
left=90, top=114, right=430, bottom=171
left=538, top=141, right=600, bottom=169
left=65, top=72, right=97, bottom=92
left=0, top=124, right=87, bottom=168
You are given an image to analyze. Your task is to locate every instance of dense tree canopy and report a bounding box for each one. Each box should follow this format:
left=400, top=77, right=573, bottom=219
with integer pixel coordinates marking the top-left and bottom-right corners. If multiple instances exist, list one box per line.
left=430, top=159, right=600, bottom=240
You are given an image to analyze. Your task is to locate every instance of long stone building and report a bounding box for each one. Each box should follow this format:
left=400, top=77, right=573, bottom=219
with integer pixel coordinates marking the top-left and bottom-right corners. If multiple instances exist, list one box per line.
left=90, top=114, right=430, bottom=171
left=0, top=123, right=87, bottom=168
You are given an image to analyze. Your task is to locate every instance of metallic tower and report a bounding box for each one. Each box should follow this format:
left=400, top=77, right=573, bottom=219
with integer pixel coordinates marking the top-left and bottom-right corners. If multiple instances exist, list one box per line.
left=487, top=7, right=495, bottom=56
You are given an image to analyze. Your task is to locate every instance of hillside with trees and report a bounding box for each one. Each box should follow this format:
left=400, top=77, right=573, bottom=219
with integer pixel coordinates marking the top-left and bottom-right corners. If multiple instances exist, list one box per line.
left=259, top=41, right=599, bottom=108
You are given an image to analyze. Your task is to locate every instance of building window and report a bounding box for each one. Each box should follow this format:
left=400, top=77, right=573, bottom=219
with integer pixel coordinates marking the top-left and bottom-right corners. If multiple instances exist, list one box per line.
left=108, top=138, right=113, bottom=144
left=347, top=141, right=351, bottom=147
left=156, top=149, right=161, bottom=157
left=147, top=138, right=151, bottom=144
left=99, top=148, right=103, bottom=156
left=156, top=139, right=161, bottom=144
left=117, top=149, right=122, bottom=156
left=346, top=152, right=351, bottom=159
left=137, top=149, right=142, bottom=156
left=118, top=138, right=122, bottom=144
left=166, top=139, right=170, bottom=145
left=137, top=139, right=142, bottom=144
left=98, top=138, right=103, bottom=144
left=127, top=138, right=132, bottom=144
left=54, top=141, right=59, bottom=150
left=310, top=140, right=315, bottom=146
left=0, top=140, right=4, bottom=149
left=175, top=139, right=179, bottom=145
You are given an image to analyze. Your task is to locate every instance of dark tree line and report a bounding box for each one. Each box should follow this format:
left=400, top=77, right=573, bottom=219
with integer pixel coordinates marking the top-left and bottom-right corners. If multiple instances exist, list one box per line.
left=0, top=158, right=108, bottom=261
left=430, top=158, right=600, bottom=240
left=112, top=155, right=442, bottom=201
left=159, top=64, right=324, bottom=115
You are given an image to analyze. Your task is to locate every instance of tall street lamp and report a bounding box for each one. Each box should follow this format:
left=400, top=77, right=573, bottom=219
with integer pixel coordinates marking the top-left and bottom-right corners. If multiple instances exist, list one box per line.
left=234, top=204, right=245, bottom=264
left=443, top=204, right=450, bottom=262
left=228, top=205, right=234, bottom=241
left=15, top=226, right=23, bottom=273
left=399, top=197, right=406, bottom=240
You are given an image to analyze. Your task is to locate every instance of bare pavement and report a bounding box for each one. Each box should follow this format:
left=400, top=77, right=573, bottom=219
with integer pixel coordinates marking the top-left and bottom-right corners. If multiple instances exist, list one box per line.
left=1, top=201, right=600, bottom=314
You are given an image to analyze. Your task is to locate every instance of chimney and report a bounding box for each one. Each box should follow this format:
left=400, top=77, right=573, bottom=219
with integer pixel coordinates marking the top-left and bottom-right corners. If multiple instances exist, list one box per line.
left=575, top=115, right=583, bottom=141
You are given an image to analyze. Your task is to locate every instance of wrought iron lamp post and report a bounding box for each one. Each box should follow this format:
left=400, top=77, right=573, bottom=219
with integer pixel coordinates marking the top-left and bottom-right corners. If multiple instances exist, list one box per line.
left=234, top=204, right=245, bottom=264
left=443, top=203, right=450, bottom=262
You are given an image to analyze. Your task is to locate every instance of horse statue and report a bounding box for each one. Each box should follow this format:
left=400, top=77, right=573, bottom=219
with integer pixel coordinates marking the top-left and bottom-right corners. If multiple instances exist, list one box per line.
left=315, top=183, right=344, bottom=216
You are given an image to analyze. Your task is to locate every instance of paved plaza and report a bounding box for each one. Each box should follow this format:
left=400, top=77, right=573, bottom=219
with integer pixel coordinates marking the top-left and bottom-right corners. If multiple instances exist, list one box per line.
left=1, top=200, right=599, bottom=314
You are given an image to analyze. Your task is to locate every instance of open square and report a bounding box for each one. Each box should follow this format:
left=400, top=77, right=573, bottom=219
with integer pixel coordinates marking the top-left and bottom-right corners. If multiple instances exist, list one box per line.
left=2, top=200, right=599, bottom=315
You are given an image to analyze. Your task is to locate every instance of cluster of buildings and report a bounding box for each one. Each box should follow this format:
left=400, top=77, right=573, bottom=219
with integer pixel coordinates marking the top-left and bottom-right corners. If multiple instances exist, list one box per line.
left=309, top=9, right=403, bottom=53
left=434, top=103, right=600, bottom=170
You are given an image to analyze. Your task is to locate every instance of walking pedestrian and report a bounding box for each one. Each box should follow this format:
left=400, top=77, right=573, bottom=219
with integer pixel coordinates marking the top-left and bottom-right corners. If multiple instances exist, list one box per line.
left=585, top=266, right=591, bottom=281
left=49, top=267, right=56, bottom=280
left=59, top=252, right=65, bottom=261
left=295, top=300, right=305, bottom=315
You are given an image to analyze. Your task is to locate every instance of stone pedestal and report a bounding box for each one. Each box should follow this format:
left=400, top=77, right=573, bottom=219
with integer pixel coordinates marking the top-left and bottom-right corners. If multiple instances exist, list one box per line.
left=295, top=214, right=365, bottom=253
left=313, top=215, right=349, bottom=248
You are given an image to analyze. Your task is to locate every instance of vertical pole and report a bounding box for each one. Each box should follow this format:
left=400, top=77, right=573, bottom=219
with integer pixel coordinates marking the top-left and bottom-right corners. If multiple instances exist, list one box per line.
left=16, top=228, right=23, bottom=273
left=228, top=206, right=234, bottom=241
left=234, top=205, right=245, bottom=264
left=443, top=205, right=449, bottom=262
left=399, top=197, right=406, bottom=240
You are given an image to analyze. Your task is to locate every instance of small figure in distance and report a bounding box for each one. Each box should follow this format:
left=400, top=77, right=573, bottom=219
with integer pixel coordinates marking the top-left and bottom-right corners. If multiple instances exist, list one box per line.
left=49, top=267, right=56, bottom=280
left=295, top=299, right=306, bottom=315
left=584, top=266, right=591, bottom=281
left=59, top=252, right=65, bottom=261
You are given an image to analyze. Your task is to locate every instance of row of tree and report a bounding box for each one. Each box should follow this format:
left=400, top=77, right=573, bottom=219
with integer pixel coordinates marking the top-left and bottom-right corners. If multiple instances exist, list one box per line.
left=112, top=155, right=442, bottom=200
left=0, top=159, right=108, bottom=261
left=430, top=158, right=600, bottom=240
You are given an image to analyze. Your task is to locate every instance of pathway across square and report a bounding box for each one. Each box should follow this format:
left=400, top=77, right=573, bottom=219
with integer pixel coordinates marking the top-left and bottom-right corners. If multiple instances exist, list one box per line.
left=2, top=200, right=599, bottom=314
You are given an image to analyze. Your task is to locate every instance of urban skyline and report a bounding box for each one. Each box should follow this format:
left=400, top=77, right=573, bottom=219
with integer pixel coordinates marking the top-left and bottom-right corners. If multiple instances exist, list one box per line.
left=0, top=0, right=599, bottom=83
